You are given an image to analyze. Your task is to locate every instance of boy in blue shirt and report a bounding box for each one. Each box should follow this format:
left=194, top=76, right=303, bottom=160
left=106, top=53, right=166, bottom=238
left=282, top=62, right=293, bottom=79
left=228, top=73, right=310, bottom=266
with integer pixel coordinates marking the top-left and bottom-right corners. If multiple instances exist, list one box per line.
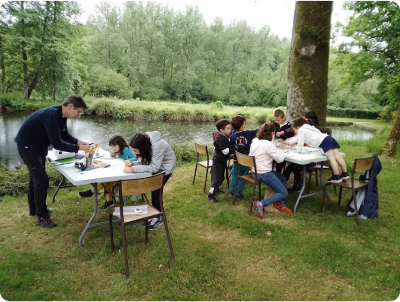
left=228, top=114, right=259, bottom=198
left=208, top=119, right=235, bottom=202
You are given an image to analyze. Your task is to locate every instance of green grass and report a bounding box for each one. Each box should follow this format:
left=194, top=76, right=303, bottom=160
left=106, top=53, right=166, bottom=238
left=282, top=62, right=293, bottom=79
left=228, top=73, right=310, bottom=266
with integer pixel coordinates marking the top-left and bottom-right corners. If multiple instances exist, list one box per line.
left=1, top=135, right=399, bottom=300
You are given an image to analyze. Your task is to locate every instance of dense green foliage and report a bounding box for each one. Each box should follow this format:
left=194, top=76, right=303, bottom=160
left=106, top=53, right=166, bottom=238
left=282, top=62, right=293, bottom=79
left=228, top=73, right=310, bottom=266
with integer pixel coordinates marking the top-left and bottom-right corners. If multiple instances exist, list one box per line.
left=0, top=1, right=382, bottom=111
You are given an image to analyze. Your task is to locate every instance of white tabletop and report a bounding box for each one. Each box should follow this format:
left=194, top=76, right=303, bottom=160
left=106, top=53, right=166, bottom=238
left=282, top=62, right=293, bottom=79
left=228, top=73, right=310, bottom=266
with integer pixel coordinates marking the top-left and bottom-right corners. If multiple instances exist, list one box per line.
left=47, top=149, right=151, bottom=186
left=283, top=146, right=345, bottom=165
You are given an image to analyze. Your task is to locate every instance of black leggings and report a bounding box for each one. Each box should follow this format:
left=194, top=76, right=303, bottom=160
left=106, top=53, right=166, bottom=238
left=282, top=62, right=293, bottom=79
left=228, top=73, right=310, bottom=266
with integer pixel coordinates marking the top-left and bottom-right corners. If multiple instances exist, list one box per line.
left=151, top=173, right=172, bottom=211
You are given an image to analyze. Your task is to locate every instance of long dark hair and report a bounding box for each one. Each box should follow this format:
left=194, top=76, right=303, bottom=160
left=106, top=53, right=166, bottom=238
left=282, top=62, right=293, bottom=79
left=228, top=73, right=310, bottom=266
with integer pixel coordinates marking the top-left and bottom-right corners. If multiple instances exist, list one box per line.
left=256, top=122, right=275, bottom=141
left=304, top=111, right=332, bottom=135
left=108, top=135, right=129, bottom=156
left=293, top=116, right=332, bottom=136
left=128, top=133, right=152, bottom=165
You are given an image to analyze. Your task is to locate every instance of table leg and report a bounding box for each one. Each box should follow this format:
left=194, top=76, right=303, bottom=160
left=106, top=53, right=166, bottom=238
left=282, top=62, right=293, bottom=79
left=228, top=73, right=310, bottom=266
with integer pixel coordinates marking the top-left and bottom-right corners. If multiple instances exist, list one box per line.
left=78, top=182, right=120, bottom=248
left=52, top=176, right=74, bottom=203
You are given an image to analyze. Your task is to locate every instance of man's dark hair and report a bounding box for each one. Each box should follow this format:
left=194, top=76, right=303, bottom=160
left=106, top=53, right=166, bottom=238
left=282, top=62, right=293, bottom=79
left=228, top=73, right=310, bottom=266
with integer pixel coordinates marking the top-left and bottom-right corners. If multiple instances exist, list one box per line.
left=216, top=119, right=231, bottom=131
left=62, top=94, right=87, bottom=109
left=231, top=115, right=246, bottom=131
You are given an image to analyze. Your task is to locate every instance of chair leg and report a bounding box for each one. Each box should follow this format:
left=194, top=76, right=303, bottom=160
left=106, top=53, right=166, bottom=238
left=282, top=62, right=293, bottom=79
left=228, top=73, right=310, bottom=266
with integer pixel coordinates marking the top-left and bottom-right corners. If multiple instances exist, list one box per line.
left=204, top=167, right=209, bottom=193
left=120, top=222, right=130, bottom=278
left=321, top=183, right=329, bottom=212
left=192, top=164, right=198, bottom=186
left=338, top=187, right=343, bottom=206
left=109, top=213, right=114, bottom=251
left=232, top=178, right=240, bottom=206
left=352, top=190, right=360, bottom=225
left=162, top=214, right=175, bottom=259
left=249, top=184, right=256, bottom=216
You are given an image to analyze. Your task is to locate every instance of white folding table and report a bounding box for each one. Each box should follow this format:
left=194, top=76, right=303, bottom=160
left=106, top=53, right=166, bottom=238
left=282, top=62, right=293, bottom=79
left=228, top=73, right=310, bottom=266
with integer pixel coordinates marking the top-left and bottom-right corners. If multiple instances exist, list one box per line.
left=47, top=150, right=151, bottom=247
left=283, top=148, right=345, bottom=213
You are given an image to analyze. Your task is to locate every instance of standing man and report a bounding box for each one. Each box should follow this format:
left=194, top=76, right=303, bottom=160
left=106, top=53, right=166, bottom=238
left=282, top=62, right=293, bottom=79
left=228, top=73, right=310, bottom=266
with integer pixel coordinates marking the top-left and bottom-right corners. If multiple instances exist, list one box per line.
left=14, top=94, right=92, bottom=228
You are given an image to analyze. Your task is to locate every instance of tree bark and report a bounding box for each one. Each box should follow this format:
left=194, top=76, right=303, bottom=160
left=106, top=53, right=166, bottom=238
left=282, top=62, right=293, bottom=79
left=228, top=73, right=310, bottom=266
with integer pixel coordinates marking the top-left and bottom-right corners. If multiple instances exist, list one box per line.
left=0, top=34, right=5, bottom=95
left=381, top=104, right=400, bottom=157
left=286, top=1, right=333, bottom=127
left=21, top=2, right=29, bottom=99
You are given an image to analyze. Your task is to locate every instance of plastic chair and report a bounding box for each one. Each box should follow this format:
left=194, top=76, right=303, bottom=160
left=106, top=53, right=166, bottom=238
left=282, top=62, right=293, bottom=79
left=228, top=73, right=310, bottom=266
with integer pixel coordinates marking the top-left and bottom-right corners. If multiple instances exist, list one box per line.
left=193, top=143, right=213, bottom=192
left=108, top=172, right=174, bottom=278
left=232, top=151, right=262, bottom=215
left=322, top=156, right=374, bottom=225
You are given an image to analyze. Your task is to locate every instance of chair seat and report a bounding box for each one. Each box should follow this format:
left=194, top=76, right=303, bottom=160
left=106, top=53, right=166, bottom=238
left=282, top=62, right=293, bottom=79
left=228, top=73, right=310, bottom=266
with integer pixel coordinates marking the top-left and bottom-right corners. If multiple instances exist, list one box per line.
left=113, top=205, right=160, bottom=224
left=331, top=179, right=369, bottom=190
left=240, top=173, right=257, bottom=183
left=198, top=160, right=213, bottom=168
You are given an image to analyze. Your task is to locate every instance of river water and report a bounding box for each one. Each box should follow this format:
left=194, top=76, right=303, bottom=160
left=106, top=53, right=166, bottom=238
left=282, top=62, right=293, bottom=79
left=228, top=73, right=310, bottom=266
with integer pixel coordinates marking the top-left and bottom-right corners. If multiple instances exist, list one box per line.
left=0, top=112, right=374, bottom=167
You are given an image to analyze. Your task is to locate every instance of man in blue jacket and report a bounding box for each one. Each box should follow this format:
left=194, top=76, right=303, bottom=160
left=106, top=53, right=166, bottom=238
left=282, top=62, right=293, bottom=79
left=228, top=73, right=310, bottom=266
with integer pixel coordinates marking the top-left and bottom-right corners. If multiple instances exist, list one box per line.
left=14, top=94, right=92, bottom=228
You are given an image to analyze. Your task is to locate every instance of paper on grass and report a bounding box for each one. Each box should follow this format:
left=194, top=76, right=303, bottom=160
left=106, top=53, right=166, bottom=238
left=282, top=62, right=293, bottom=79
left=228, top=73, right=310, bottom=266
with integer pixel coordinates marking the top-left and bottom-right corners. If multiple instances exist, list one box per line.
left=113, top=205, right=148, bottom=216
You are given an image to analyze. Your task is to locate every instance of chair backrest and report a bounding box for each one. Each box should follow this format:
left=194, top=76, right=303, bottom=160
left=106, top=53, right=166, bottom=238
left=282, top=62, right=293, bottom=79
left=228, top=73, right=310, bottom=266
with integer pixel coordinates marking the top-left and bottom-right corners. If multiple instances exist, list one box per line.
left=235, top=151, right=257, bottom=173
left=195, top=142, right=208, bottom=157
left=353, top=156, right=374, bottom=174
left=212, top=132, right=219, bottom=141
left=118, top=172, right=165, bottom=196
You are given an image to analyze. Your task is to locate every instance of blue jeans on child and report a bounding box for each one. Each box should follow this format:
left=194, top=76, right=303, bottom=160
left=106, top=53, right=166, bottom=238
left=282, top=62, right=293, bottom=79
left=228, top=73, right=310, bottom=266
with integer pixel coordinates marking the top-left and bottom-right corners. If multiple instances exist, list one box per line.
left=256, top=171, right=288, bottom=207
left=228, top=162, right=250, bottom=195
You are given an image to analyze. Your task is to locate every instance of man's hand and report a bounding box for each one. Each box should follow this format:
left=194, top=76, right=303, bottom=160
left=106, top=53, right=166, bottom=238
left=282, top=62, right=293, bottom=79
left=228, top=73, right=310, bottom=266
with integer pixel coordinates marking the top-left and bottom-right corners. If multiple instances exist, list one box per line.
left=77, top=140, right=90, bottom=146
left=79, top=145, right=91, bottom=152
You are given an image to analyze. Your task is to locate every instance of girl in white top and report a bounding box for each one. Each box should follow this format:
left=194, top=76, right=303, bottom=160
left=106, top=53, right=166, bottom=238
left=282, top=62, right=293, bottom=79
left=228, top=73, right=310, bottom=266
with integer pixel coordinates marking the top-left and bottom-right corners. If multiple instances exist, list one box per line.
left=249, top=123, right=291, bottom=218
left=288, top=118, right=349, bottom=183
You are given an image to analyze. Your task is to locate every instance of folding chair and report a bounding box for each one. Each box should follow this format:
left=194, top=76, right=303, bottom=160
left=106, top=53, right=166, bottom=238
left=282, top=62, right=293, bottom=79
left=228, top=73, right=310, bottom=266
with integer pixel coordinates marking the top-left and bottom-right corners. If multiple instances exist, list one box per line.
left=108, top=172, right=174, bottom=278
left=322, top=156, right=374, bottom=225
left=232, top=151, right=262, bottom=215
left=193, top=143, right=213, bottom=192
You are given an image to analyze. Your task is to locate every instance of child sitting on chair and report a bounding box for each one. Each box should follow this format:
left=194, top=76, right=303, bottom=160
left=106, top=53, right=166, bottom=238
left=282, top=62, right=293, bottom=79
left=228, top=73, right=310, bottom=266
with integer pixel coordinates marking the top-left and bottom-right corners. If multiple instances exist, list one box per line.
left=78, top=134, right=137, bottom=209
left=207, top=119, right=236, bottom=202
left=250, top=123, right=292, bottom=218
left=287, top=118, right=349, bottom=183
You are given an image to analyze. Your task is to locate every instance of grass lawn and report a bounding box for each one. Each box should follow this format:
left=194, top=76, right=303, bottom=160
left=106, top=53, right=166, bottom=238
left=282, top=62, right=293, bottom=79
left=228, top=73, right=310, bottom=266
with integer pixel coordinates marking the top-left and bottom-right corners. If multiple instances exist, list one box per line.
left=1, top=136, right=399, bottom=300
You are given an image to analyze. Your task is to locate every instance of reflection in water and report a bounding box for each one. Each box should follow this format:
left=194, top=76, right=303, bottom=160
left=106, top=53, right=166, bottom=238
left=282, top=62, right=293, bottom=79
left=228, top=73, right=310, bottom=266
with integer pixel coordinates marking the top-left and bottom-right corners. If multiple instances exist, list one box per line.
left=0, top=112, right=375, bottom=167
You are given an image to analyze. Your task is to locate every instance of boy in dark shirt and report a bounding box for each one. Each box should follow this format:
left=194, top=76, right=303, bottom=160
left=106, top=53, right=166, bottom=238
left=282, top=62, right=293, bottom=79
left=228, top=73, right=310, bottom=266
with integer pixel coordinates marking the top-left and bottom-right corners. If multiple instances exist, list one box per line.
left=228, top=114, right=258, bottom=198
left=208, top=119, right=235, bottom=202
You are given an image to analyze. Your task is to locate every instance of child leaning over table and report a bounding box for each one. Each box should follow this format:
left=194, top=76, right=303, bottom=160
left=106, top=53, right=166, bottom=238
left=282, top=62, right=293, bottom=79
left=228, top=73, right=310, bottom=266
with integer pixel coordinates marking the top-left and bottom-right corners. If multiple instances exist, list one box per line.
left=228, top=114, right=259, bottom=199
left=207, top=119, right=236, bottom=202
left=78, top=134, right=137, bottom=209
left=286, top=118, right=349, bottom=183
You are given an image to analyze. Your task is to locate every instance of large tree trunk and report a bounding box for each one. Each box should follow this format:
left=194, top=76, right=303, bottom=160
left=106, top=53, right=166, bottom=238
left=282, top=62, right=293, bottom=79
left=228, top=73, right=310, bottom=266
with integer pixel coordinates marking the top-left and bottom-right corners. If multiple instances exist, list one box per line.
left=286, top=1, right=333, bottom=127
left=0, top=34, right=5, bottom=95
left=381, top=104, right=400, bottom=157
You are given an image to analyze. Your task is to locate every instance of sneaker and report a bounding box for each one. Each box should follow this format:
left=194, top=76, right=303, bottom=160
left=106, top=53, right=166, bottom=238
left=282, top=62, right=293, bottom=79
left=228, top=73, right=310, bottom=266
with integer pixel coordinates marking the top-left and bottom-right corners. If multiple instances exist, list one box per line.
left=78, top=189, right=94, bottom=198
left=253, top=201, right=264, bottom=219
left=36, top=214, right=57, bottom=228
left=288, top=186, right=302, bottom=193
left=236, top=194, right=244, bottom=199
left=228, top=192, right=234, bottom=197
left=341, top=172, right=350, bottom=180
left=327, top=175, right=342, bottom=183
left=273, top=202, right=292, bottom=214
left=207, top=195, right=218, bottom=202
left=101, top=200, right=114, bottom=209
left=148, top=218, right=163, bottom=230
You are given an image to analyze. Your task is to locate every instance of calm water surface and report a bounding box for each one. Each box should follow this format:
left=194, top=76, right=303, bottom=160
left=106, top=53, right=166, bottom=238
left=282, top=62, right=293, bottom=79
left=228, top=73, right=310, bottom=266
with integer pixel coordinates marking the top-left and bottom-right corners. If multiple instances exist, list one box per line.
left=0, top=112, right=374, bottom=167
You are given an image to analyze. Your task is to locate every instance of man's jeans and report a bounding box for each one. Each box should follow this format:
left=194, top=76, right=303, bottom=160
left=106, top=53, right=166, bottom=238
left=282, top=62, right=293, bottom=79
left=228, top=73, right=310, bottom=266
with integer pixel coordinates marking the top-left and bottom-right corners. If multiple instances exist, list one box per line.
left=17, top=145, right=49, bottom=216
left=256, top=171, right=288, bottom=207
left=228, top=162, right=249, bottom=195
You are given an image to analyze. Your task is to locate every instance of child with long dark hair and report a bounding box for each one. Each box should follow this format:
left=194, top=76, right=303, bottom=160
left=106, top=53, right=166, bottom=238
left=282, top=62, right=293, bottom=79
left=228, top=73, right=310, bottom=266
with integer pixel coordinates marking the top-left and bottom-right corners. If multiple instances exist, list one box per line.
left=124, top=131, right=177, bottom=230
left=249, top=123, right=292, bottom=218
left=78, top=134, right=137, bottom=209
left=289, top=118, right=349, bottom=183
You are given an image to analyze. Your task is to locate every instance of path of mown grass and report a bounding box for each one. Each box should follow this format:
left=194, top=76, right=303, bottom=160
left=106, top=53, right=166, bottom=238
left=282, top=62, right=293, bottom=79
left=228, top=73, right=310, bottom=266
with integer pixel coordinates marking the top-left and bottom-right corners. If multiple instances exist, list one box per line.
left=1, top=140, right=399, bottom=301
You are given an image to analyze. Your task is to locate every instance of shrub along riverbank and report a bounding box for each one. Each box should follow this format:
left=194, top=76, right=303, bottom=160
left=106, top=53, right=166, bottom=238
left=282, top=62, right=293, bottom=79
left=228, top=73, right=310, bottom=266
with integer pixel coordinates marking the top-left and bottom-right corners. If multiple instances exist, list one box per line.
left=0, top=95, right=383, bottom=122
left=0, top=130, right=399, bottom=300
